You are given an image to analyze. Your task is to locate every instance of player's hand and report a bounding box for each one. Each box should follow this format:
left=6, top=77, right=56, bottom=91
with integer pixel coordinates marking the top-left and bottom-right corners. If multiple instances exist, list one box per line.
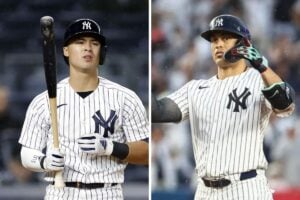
left=77, top=133, right=114, bottom=156
left=224, top=38, right=268, bottom=73
left=41, top=148, right=64, bottom=172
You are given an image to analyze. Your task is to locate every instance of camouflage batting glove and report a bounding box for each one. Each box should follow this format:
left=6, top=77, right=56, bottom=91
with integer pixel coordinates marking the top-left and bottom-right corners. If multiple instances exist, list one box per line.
left=235, top=38, right=268, bottom=73
left=225, top=38, right=268, bottom=73
left=77, top=133, right=114, bottom=156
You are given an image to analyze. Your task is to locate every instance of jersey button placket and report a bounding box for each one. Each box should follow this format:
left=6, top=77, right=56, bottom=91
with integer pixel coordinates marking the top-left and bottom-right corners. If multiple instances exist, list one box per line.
left=81, top=100, right=88, bottom=124
left=210, top=115, right=218, bottom=142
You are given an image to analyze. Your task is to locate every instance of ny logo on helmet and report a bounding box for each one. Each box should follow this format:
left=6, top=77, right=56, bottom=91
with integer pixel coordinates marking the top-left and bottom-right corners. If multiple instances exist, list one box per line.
left=214, top=18, right=223, bottom=27
left=82, top=21, right=92, bottom=30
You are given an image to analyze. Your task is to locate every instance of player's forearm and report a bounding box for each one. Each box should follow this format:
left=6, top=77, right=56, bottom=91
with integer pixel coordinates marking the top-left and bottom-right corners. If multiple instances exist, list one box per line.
left=260, top=67, right=283, bottom=87
left=123, top=141, right=148, bottom=165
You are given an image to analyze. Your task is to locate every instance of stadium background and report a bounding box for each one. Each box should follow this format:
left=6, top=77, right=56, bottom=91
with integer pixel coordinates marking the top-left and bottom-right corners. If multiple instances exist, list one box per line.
left=151, top=0, right=300, bottom=200
left=0, top=0, right=149, bottom=199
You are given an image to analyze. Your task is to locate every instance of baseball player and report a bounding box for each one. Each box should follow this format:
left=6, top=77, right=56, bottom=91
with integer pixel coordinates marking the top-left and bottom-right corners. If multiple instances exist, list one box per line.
left=19, top=18, right=149, bottom=200
left=152, top=14, right=295, bottom=199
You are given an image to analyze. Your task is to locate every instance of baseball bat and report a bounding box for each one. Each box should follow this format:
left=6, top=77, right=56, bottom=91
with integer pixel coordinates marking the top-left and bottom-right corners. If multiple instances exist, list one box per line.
left=40, top=16, right=65, bottom=188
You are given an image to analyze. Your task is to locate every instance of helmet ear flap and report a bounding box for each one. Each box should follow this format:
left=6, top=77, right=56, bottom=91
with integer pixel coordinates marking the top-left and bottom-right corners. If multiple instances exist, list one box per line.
left=99, top=45, right=107, bottom=65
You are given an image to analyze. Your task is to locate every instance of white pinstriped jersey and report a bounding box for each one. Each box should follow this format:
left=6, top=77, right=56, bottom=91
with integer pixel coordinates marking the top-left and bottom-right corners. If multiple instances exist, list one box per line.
left=19, top=76, right=148, bottom=183
left=167, top=68, right=278, bottom=178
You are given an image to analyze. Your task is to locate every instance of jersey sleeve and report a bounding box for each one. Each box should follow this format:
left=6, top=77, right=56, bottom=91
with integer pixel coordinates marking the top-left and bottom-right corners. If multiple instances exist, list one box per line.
left=122, top=92, right=149, bottom=142
left=167, top=81, right=191, bottom=121
left=18, top=94, right=50, bottom=151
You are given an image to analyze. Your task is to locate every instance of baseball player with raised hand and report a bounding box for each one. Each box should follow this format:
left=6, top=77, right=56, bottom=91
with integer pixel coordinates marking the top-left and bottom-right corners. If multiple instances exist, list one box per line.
left=152, top=14, right=295, bottom=199
left=19, top=18, right=149, bottom=200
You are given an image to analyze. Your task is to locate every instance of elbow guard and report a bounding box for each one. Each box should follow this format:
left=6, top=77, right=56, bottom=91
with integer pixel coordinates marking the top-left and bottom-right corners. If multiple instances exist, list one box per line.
left=262, top=82, right=295, bottom=110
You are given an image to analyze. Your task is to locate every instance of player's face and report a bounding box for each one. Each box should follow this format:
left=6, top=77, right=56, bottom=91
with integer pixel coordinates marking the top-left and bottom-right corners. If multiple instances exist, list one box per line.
left=210, top=32, right=239, bottom=67
left=63, top=36, right=101, bottom=72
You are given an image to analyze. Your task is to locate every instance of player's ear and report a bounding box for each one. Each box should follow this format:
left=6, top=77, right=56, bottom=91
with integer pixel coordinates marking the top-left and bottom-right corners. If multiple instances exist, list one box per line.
left=63, top=47, right=69, bottom=57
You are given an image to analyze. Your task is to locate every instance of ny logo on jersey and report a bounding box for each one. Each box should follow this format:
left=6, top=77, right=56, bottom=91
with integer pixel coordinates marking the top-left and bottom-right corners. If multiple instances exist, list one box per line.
left=82, top=21, right=92, bottom=30
left=227, top=87, right=251, bottom=112
left=92, top=110, right=118, bottom=137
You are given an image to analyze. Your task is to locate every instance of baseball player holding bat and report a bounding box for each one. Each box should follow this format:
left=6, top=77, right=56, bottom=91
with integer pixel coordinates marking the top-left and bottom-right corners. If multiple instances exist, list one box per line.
left=19, top=18, right=149, bottom=200
left=152, top=14, right=295, bottom=199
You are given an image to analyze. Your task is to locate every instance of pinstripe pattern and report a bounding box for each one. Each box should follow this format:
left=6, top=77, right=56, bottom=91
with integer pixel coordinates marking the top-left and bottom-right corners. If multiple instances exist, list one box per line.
left=168, top=68, right=275, bottom=199
left=19, top=76, right=148, bottom=199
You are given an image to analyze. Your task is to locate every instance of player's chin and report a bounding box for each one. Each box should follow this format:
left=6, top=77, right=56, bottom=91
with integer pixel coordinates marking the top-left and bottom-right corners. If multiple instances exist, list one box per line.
left=214, top=57, right=227, bottom=66
left=80, top=62, right=98, bottom=69
left=218, top=60, right=236, bottom=69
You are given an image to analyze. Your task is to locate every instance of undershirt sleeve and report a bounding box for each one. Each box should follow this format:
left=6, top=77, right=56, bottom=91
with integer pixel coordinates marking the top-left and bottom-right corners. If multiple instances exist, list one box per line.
left=152, top=95, right=182, bottom=123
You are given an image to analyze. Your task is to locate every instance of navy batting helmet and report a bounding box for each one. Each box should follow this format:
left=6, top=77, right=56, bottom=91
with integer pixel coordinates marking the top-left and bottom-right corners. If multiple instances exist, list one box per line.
left=63, top=18, right=107, bottom=65
left=201, top=14, right=250, bottom=42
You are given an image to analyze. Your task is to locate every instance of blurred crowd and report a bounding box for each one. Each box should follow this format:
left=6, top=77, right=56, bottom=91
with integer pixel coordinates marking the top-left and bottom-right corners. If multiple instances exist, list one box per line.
left=0, top=85, right=38, bottom=184
left=152, top=0, right=300, bottom=192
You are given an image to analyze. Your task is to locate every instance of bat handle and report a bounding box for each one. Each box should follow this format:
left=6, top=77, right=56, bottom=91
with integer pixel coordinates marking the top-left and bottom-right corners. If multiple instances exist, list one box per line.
left=52, top=147, right=65, bottom=188
left=54, top=171, right=65, bottom=188
left=49, top=98, right=65, bottom=187
left=53, top=147, right=65, bottom=188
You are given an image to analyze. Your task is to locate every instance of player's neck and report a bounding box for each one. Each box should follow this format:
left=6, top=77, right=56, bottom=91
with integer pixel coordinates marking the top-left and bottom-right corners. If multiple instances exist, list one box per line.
left=69, top=72, right=99, bottom=92
left=217, top=62, right=247, bottom=80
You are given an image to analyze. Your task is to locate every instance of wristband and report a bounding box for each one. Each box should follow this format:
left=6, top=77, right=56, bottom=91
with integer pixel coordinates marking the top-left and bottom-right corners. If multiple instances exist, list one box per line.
left=40, top=156, right=46, bottom=169
left=111, top=142, right=129, bottom=160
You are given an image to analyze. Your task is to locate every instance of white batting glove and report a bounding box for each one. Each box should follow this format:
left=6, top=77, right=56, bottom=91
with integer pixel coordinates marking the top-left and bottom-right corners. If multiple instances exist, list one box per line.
left=77, top=133, right=114, bottom=156
left=41, top=148, right=64, bottom=172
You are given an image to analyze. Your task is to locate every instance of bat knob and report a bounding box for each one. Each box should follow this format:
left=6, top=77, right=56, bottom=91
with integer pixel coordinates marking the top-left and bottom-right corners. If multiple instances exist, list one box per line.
left=40, top=16, right=55, bottom=40
left=40, top=16, right=54, bottom=26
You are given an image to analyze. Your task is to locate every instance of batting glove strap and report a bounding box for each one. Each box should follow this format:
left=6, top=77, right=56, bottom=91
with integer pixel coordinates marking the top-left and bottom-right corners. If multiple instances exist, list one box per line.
left=99, top=139, right=114, bottom=156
